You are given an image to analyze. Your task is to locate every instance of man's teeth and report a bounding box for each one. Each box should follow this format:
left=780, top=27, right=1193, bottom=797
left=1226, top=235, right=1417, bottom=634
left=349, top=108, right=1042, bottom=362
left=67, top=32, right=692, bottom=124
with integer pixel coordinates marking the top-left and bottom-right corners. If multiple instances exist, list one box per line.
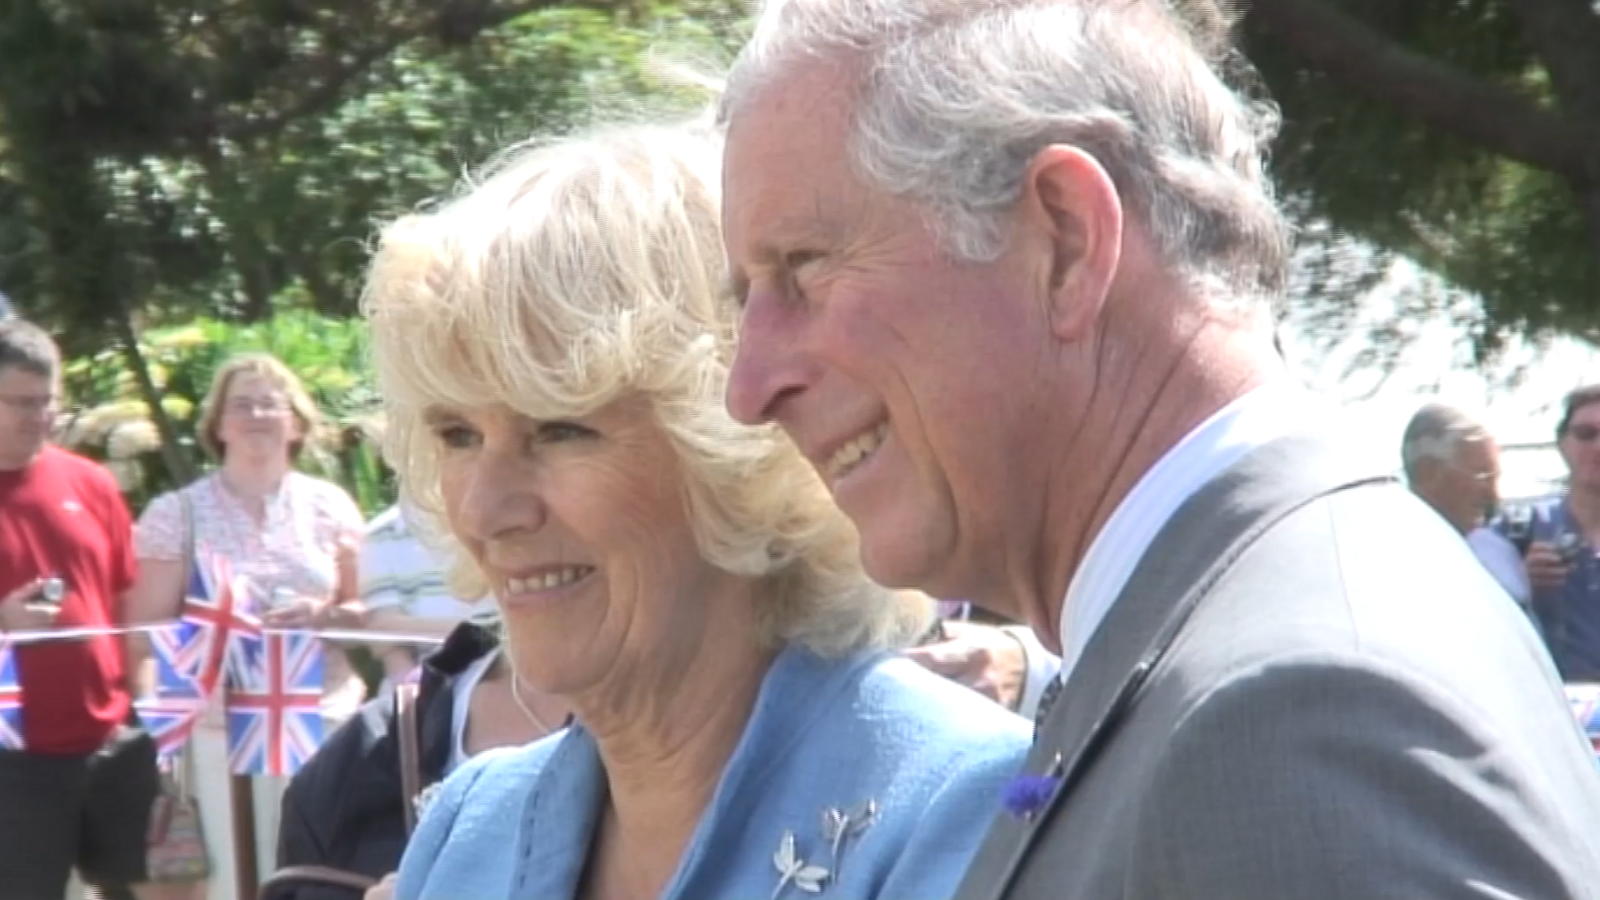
left=506, top=567, right=593, bottom=594
left=827, top=423, right=889, bottom=481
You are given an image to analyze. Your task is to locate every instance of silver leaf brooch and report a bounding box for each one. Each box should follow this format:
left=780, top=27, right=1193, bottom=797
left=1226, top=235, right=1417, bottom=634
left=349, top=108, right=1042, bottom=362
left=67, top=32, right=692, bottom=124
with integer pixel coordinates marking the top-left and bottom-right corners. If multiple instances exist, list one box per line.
left=771, top=800, right=879, bottom=899
left=412, top=782, right=443, bottom=820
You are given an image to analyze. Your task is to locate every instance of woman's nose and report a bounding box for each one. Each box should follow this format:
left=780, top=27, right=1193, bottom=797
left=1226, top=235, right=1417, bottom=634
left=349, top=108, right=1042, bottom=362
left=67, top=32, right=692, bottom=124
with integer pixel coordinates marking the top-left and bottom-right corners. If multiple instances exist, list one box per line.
left=455, top=457, right=549, bottom=542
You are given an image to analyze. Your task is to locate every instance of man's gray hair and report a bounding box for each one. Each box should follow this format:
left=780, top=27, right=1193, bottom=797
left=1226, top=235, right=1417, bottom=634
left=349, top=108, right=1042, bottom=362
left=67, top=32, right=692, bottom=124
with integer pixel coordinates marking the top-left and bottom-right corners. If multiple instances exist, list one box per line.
left=1401, top=403, right=1491, bottom=479
left=719, top=0, right=1293, bottom=306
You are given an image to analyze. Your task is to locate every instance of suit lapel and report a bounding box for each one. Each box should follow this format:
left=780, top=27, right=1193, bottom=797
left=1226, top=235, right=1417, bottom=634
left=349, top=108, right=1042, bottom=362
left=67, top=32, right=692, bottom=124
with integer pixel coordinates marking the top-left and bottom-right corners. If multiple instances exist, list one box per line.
left=957, top=427, right=1397, bottom=900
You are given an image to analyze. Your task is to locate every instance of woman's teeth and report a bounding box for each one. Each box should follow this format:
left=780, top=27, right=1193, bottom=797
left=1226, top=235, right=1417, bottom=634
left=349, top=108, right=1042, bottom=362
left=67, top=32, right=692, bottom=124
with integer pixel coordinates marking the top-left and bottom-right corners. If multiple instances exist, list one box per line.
left=506, top=566, right=593, bottom=594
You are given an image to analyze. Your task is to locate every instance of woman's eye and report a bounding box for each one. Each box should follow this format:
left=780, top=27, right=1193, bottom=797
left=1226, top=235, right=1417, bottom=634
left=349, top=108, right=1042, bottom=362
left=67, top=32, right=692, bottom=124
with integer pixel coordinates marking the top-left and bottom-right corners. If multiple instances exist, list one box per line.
left=537, top=421, right=596, bottom=444
left=433, top=425, right=479, bottom=449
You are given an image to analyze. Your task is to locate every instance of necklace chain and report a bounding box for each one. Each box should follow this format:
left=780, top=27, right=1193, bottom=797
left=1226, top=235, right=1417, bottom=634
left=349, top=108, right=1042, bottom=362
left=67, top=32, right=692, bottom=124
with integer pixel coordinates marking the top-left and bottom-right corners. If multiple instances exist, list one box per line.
left=509, top=666, right=557, bottom=735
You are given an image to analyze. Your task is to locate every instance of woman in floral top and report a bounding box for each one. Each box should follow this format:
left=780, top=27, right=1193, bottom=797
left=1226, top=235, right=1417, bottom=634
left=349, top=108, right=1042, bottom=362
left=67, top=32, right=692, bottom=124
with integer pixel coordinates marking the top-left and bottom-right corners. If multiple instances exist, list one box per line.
left=125, top=353, right=369, bottom=893
left=126, top=352, right=368, bottom=713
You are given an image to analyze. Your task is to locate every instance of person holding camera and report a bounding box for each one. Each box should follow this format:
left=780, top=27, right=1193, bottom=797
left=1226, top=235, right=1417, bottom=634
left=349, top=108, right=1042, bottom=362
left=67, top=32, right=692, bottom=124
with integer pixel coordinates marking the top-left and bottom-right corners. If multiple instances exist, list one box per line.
left=0, top=318, right=162, bottom=900
left=1497, top=385, right=1600, bottom=682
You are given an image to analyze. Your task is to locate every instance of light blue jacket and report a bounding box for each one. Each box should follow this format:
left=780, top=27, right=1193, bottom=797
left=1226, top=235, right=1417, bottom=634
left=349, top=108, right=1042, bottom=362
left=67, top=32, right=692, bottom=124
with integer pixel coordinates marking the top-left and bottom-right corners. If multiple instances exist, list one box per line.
left=396, top=646, right=1031, bottom=900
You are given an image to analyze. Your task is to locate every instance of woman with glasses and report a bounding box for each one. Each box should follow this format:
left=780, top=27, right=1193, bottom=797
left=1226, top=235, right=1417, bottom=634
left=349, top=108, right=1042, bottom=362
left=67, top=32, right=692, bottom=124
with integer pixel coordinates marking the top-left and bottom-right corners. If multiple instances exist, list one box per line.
left=128, top=353, right=369, bottom=676
left=124, top=352, right=371, bottom=895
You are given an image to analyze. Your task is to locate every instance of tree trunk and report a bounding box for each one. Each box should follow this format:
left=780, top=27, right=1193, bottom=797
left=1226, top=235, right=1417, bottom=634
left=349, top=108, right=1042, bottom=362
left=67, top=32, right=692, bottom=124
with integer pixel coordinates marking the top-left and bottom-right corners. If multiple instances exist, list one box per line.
left=197, top=142, right=278, bottom=322
left=111, top=299, right=196, bottom=486
left=0, top=50, right=197, bottom=487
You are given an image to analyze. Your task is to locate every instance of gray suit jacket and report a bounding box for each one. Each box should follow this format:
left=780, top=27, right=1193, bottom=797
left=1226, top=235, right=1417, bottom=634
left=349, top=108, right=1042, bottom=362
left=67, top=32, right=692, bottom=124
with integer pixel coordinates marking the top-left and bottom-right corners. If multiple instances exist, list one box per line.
left=953, top=429, right=1600, bottom=900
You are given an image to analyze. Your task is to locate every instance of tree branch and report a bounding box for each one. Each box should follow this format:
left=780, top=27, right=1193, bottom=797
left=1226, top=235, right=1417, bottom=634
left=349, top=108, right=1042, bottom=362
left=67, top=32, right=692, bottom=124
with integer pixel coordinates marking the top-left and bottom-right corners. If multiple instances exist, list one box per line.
left=210, top=0, right=618, bottom=144
left=1500, top=0, right=1600, bottom=123
left=1245, top=0, right=1592, bottom=179
left=213, top=27, right=425, bottom=142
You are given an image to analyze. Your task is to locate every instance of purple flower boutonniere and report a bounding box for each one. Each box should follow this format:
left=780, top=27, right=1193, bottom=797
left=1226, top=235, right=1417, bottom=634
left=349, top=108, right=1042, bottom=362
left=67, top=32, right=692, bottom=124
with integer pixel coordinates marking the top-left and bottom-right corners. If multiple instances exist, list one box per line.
left=1001, top=774, right=1061, bottom=820
left=1002, top=752, right=1065, bottom=821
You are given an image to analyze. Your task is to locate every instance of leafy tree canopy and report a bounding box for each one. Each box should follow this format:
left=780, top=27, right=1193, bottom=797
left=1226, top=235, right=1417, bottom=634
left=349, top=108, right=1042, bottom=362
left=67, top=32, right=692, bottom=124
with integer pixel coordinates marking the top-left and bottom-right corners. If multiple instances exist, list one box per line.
left=1242, top=0, right=1600, bottom=346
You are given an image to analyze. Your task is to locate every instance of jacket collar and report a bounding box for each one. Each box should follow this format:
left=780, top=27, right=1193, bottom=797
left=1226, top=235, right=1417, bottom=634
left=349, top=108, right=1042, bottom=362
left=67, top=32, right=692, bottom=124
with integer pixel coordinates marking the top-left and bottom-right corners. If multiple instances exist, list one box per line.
left=416, top=621, right=500, bottom=782
left=514, top=646, right=887, bottom=899
left=958, top=424, right=1397, bottom=900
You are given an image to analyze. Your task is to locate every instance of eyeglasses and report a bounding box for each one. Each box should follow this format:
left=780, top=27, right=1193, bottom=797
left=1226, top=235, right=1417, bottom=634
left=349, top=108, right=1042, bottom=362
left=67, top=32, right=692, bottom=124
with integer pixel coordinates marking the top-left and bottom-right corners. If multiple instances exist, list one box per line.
left=224, top=398, right=291, bottom=417
left=0, top=393, right=59, bottom=415
left=1567, top=424, right=1600, bottom=444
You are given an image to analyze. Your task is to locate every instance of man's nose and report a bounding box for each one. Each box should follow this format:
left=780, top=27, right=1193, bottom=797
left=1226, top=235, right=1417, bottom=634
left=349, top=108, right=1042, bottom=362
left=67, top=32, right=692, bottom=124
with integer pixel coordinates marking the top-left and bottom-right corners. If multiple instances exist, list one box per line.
left=726, top=292, right=814, bottom=426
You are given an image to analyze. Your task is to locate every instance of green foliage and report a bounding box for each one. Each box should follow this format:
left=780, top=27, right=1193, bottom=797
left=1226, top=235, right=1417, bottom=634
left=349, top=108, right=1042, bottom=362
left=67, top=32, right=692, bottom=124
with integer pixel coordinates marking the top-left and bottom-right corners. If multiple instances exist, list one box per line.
left=59, top=312, right=391, bottom=515
left=2, top=1, right=742, bottom=337
left=1241, top=0, right=1600, bottom=346
left=4, top=0, right=1594, bottom=366
left=0, top=0, right=743, bottom=517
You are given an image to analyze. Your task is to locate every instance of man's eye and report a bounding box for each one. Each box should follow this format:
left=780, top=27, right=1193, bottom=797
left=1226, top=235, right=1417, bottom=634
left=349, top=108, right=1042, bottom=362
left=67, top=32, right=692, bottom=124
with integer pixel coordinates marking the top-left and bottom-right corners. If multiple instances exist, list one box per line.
left=787, top=252, right=824, bottom=283
left=785, top=252, right=826, bottom=300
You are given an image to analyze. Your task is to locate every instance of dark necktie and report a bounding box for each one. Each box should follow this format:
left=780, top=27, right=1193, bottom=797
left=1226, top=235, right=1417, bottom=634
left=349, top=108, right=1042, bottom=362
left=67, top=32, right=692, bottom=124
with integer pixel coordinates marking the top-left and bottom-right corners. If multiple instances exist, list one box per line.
left=1033, top=675, right=1063, bottom=743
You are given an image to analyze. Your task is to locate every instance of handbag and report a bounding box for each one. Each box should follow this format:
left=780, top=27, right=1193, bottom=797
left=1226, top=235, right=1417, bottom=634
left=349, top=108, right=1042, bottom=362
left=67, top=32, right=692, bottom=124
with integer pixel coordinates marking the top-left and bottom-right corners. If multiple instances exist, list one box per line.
left=145, top=489, right=212, bottom=885
left=145, top=751, right=211, bottom=884
left=255, top=684, right=425, bottom=899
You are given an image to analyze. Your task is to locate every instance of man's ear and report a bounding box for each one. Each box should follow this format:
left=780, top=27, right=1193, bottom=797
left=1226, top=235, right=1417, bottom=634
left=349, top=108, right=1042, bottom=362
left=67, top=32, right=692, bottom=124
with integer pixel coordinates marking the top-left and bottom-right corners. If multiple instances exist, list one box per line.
left=1019, top=145, right=1123, bottom=343
left=1408, top=458, right=1440, bottom=491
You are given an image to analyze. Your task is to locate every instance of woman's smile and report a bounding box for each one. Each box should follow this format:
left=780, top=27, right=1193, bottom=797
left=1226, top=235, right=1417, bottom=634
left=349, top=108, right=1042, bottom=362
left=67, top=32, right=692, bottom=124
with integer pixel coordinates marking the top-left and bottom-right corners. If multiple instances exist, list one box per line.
left=498, top=564, right=598, bottom=609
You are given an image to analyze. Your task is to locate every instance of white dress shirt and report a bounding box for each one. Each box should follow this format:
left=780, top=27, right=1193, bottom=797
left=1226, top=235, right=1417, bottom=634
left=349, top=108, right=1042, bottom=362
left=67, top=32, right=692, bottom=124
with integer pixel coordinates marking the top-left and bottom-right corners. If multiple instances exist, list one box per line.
left=1057, top=382, right=1315, bottom=686
left=1466, top=526, right=1532, bottom=605
left=1002, top=624, right=1060, bottom=718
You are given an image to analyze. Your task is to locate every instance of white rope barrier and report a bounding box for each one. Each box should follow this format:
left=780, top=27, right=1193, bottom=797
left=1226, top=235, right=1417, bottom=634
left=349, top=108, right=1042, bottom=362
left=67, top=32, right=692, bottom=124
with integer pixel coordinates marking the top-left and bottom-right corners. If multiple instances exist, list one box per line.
left=1, top=623, right=444, bottom=645
left=2, top=623, right=160, bottom=643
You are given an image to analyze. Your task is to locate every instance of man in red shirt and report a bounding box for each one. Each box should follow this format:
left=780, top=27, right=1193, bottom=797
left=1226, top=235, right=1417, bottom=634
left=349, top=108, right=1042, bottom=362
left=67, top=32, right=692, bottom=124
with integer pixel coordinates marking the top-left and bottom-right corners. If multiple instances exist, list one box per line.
left=0, top=318, right=160, bottom=899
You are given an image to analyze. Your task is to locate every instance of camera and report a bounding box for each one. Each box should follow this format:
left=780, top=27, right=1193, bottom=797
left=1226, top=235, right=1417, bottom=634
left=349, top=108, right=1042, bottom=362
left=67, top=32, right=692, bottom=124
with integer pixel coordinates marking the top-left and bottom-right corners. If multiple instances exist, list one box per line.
left=1555, top=533, right=1587, bottom=566
left=37, top=576, right=65, bottom=606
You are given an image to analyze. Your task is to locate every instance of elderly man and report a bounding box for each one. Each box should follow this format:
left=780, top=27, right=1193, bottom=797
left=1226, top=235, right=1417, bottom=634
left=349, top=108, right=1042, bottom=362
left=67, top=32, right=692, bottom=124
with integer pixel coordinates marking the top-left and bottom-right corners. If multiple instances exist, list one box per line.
left=719, top=0, right=1600, bottom=896
left=1401, top=402, right=1531, bottom=606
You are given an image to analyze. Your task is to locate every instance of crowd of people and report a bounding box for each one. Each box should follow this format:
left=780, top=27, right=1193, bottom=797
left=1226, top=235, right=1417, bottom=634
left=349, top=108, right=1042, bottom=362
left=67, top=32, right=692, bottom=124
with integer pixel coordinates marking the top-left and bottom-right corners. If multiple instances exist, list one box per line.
left=1404, top=396, right=1600, bottom=683
left=5, top=1, right=1600, bottom=899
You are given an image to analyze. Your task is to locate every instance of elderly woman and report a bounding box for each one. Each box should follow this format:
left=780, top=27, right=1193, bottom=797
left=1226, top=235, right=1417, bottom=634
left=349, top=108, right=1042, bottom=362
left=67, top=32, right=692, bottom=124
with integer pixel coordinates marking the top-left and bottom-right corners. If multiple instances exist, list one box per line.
left=360, top=118, right=1029, bottom=900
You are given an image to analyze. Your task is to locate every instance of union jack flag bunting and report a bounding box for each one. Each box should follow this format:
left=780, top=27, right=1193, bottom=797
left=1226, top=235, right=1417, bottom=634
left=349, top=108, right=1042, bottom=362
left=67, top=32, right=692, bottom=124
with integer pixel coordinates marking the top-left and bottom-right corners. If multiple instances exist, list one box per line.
left=227, top=631, right=323, bottom=776
left=146, top=617, right=211, bottom=695
left=1567, top=683, right=1600, bottom=759
left=0, top=637, right=23, bottom=750
left=134, top=548, right=258, bottom=759
left=134, top=692, right=207, bottom=759
left=135, top=620, right=216, bottom=759
left=176, top=548, right=259, bottom=695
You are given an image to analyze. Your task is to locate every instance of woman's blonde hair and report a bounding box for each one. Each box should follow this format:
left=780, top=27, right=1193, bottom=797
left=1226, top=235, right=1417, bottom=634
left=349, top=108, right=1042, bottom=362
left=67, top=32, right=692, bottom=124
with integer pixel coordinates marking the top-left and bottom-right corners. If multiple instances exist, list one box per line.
left=196, top=352, right=322, bottom=462
left=362, top=117, right=932, bottom=657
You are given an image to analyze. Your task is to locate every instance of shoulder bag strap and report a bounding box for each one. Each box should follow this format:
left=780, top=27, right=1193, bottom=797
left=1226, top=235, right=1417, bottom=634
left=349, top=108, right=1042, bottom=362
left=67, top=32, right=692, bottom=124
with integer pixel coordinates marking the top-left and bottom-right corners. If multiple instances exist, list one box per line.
left=177, top=486, right=198, bottom=623
left=171, top=488, right=199, bottom=805
left=396, top=682, right=422, bottom=835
